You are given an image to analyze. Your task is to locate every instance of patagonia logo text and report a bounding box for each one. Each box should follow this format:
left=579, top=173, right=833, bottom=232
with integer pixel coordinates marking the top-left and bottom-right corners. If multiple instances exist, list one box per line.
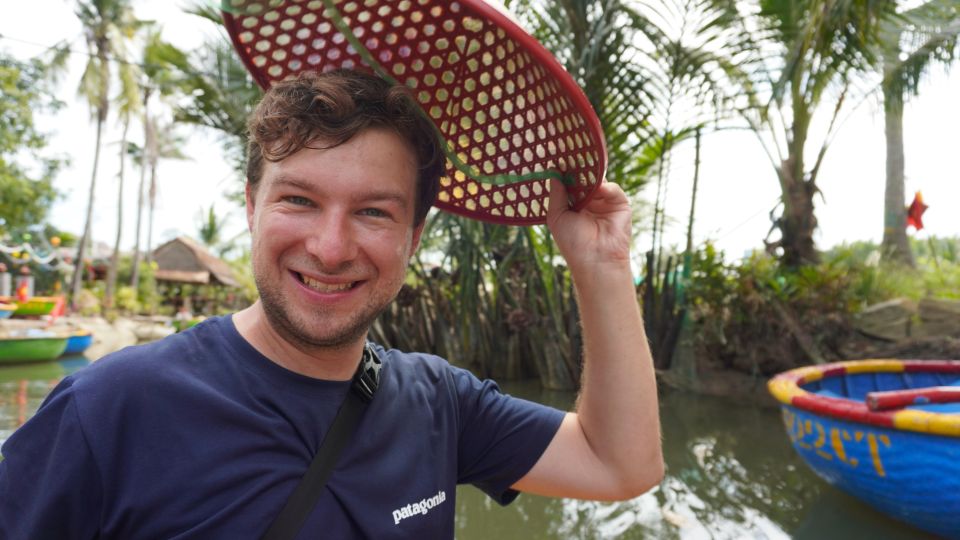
left=392, top=490, right=447, bottom=525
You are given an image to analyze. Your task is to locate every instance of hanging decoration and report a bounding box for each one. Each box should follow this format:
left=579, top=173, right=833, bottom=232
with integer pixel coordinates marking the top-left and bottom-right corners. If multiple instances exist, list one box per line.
left=906, top=191, right=929, bottom=231
left=0, top=238, right=73, bottom=272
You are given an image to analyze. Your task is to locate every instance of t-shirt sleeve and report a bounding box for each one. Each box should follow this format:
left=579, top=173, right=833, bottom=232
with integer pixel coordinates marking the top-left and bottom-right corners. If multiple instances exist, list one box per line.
left=0, top=377, right=103, bottom=539
left=452, top=367, right=565, bottom=505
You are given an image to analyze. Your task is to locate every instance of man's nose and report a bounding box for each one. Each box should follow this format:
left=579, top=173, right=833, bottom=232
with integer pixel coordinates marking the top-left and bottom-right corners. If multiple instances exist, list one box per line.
left=304, top=212, right=358, bottom=270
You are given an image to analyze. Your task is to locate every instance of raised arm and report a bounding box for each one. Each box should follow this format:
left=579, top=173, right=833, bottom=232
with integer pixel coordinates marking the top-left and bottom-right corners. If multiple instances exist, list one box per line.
left=512, top=179, right=663, bottom=500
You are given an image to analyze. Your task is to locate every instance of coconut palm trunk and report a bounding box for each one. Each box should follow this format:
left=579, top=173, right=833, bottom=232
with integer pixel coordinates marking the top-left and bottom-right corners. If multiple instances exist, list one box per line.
left=777, top=168, right=819, bottom=267
left=129, top=150, right=146, bottom=287
left=72, top=0, right=142, bottom=310
left=70, top=84, right=107, bottom=309
left=881, top=61, right=913, bottom=266
left=772, top=67, right=821, bottom=267
left=145, top=156, right=157, bottom=265
left=104, top=118, right=130, bottom=309
left=130, top=93, right=153, bottom=288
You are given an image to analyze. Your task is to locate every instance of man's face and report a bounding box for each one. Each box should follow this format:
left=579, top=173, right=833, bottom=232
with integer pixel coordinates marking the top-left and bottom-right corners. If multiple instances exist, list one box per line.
left=246, top=128, right=423, bottom=351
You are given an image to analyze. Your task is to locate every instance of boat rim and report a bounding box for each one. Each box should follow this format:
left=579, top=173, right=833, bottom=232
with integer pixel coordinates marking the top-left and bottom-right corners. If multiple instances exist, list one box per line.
left=768, top=359, right=960, bottom=437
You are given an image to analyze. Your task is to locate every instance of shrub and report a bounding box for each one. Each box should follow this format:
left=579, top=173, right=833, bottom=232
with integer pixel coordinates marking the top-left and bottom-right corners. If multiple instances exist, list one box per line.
left=685, top=238, right=960, bottom=376
left=74, top=288, right=100, bottom=317
left=686, top=244, right=859, bottom=376
left=115, top=285, right=139, bottom=313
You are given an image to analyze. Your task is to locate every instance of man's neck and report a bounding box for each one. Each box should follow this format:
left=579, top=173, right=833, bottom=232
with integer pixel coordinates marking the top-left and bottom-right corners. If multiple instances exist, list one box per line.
left=232, top=302, right=364, bottom=381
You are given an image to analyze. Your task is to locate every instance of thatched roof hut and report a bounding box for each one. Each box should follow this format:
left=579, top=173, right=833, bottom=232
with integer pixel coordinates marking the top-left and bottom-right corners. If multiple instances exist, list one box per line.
left=152, top=236, right=239, bottom=287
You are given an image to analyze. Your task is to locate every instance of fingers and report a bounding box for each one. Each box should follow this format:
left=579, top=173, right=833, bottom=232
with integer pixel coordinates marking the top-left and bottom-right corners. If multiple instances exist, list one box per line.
left=589, top=181, right=627, bottom=206
left=546, top=177, right=569, bottom=228
left=547, top=179, right=628, bottom=226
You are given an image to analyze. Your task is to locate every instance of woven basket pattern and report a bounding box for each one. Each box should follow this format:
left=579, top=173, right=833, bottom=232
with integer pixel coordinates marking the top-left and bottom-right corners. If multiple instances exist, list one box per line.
left=223, top=0, right=606, bottom=225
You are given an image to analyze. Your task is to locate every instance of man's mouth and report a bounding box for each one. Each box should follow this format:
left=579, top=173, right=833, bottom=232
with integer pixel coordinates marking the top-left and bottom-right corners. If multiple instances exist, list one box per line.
left=297, top=272, right=357, bottom=293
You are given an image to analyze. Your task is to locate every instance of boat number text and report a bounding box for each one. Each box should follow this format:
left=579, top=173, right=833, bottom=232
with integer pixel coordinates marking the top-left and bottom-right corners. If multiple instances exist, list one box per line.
left=782, top=409, right=891, bottom=477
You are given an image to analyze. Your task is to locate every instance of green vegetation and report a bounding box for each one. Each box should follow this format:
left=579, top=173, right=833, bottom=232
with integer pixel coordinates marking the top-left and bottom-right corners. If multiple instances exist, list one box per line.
left=0, top=55, right=63, bottom=235
left=684, top=238, right=960, bottom=377
left=827, top=237, right=960, bottom=302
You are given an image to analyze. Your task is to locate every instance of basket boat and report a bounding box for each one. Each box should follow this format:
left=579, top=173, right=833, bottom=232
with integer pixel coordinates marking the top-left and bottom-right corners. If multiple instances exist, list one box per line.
left=769, top=359, right=960, bottom=539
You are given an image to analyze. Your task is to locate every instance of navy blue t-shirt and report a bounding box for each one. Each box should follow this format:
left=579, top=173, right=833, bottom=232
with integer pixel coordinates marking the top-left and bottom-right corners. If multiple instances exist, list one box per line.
left=0, top=316, right=564, bottom=539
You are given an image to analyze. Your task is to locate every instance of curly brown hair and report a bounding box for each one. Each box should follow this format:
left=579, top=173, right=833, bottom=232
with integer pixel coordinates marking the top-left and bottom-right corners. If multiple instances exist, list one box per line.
left=246, top=69, right=443, bottom=225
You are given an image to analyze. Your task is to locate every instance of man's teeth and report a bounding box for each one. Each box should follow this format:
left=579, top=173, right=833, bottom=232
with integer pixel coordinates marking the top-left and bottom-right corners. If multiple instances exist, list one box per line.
left=301, top=274, right=354, bottom=292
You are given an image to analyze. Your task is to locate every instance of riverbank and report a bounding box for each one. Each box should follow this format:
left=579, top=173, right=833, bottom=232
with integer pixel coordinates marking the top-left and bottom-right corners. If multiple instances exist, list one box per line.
left=9, top=311, right=957, bottom=410
left=1, top=315, right=176, bottom=361
left=661, top=328, right=960, bottom=408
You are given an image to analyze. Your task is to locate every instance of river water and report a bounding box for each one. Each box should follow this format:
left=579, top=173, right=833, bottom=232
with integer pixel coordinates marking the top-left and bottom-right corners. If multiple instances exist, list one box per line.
left=0, top=359, right=934, bottom=538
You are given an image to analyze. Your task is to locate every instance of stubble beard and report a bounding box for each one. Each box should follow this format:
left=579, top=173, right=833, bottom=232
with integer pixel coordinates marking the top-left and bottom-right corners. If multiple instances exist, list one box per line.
left=253, top=269, right=392, bottom=352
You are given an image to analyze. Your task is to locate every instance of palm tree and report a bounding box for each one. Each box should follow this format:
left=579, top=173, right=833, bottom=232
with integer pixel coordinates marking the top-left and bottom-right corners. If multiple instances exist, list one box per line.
left=130, top=29, right=186, bottom=289
left=117, top=125, right=189, bottom=274
left=879, top=1, right=960, bottom=266
left=69, top=0, right=142, bottom=309
left=143, top=123, right=189, bottom=266
left=104, top=42, right=142, bottom=310
left=631, top=0, right=755, bottom=259
left=195, top=203, right=241, bottom=258
left=127, top=135, right=153, bottom=289
left=167, top=4, right=262, bottom=182
left=128, top=97, right=153, bottom=288
left=729, top=0, right=900, bottom=267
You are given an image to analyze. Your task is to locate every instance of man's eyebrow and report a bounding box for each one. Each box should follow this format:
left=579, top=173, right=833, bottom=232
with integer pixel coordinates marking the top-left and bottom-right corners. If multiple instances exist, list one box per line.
left=271, top=175, right=314, bottom=191
left=352, top=190, right=409, bottom=209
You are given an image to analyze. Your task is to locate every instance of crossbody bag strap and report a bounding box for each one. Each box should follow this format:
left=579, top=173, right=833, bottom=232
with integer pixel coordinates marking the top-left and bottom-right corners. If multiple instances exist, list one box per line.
left=260, top=344, right=382, bottom=540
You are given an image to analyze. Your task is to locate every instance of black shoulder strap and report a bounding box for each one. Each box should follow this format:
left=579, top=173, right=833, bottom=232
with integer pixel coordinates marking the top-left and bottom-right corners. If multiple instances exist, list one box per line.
left=260, top=344, right=381, bottom=540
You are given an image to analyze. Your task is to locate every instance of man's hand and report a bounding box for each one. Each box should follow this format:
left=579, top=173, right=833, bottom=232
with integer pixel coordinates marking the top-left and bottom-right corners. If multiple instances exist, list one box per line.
left=546, top=179, right=633, bottom=273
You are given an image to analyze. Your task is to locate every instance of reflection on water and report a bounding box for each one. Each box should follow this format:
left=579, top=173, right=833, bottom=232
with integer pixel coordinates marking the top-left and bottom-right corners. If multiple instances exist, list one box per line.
left=456, top=380, right=934, bottom=539
left=0, top=355, right=90, bottom=442
left=0, top=365, right=935, bottom=538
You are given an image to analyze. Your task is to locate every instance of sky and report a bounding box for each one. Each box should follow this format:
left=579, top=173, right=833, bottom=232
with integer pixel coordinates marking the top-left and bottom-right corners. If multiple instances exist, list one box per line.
left=1, top=1, right=246, bottom=254
left=2, top=0, right=958, bottom=262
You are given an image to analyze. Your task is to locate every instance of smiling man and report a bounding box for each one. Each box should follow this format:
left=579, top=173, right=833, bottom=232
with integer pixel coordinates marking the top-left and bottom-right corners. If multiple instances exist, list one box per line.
left=237, top=127, right=426, bottom=378
left=0, top=70, right=662, bottom=539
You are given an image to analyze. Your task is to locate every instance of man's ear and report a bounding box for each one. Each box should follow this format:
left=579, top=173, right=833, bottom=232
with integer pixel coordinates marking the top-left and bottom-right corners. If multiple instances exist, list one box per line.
left=245, top=182, right=255, bottom=233
left=410, top=221, right=425, bottom=254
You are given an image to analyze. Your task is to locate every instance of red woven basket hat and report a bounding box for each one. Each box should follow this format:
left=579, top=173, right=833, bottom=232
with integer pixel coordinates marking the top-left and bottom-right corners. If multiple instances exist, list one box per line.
left=222, top=0, right=607, bottom=225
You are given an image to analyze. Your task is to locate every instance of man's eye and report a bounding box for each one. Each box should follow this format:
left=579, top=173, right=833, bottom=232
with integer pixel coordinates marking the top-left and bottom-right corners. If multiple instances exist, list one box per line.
left=283, top=196, right=312, bottom=206
left=359, top=208, right=388, bottom=218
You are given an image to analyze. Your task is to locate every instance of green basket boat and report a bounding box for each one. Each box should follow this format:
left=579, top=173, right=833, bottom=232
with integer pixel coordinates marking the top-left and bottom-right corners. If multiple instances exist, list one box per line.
left=0, top=333, right=70, bottom=363
left=0, top=296, right=65, bottom=317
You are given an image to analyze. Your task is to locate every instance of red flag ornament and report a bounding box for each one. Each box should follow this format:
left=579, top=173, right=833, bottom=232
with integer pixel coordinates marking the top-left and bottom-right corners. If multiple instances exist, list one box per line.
left=906, top=191, right=928, bottom=231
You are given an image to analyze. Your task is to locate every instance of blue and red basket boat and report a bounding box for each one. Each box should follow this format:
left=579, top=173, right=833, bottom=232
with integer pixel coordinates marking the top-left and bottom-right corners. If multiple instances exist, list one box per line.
left=769, top=359, right=960, bottom=538
left=62, top=329, right=94, bottom=356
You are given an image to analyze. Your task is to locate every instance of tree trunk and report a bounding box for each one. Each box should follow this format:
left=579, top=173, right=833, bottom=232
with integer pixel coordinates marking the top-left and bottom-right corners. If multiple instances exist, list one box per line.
left=778, top=163, right=819, bottom=267
left=145, top=157, right=158, bottom=265
left=776, top=94, right=820, bottom=267
left=130, top=153, right=146, bottom=288
left=131, top=93, right=154, bottom=288
left=684, top=129, right=701, bottom=258
left=70, top=44, right=111, bottom=311
left=70, top=112, right=105, bottom=309
left=105, top=119, right=130, bottom=310
left=880, top=60, right=914, bottom=266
